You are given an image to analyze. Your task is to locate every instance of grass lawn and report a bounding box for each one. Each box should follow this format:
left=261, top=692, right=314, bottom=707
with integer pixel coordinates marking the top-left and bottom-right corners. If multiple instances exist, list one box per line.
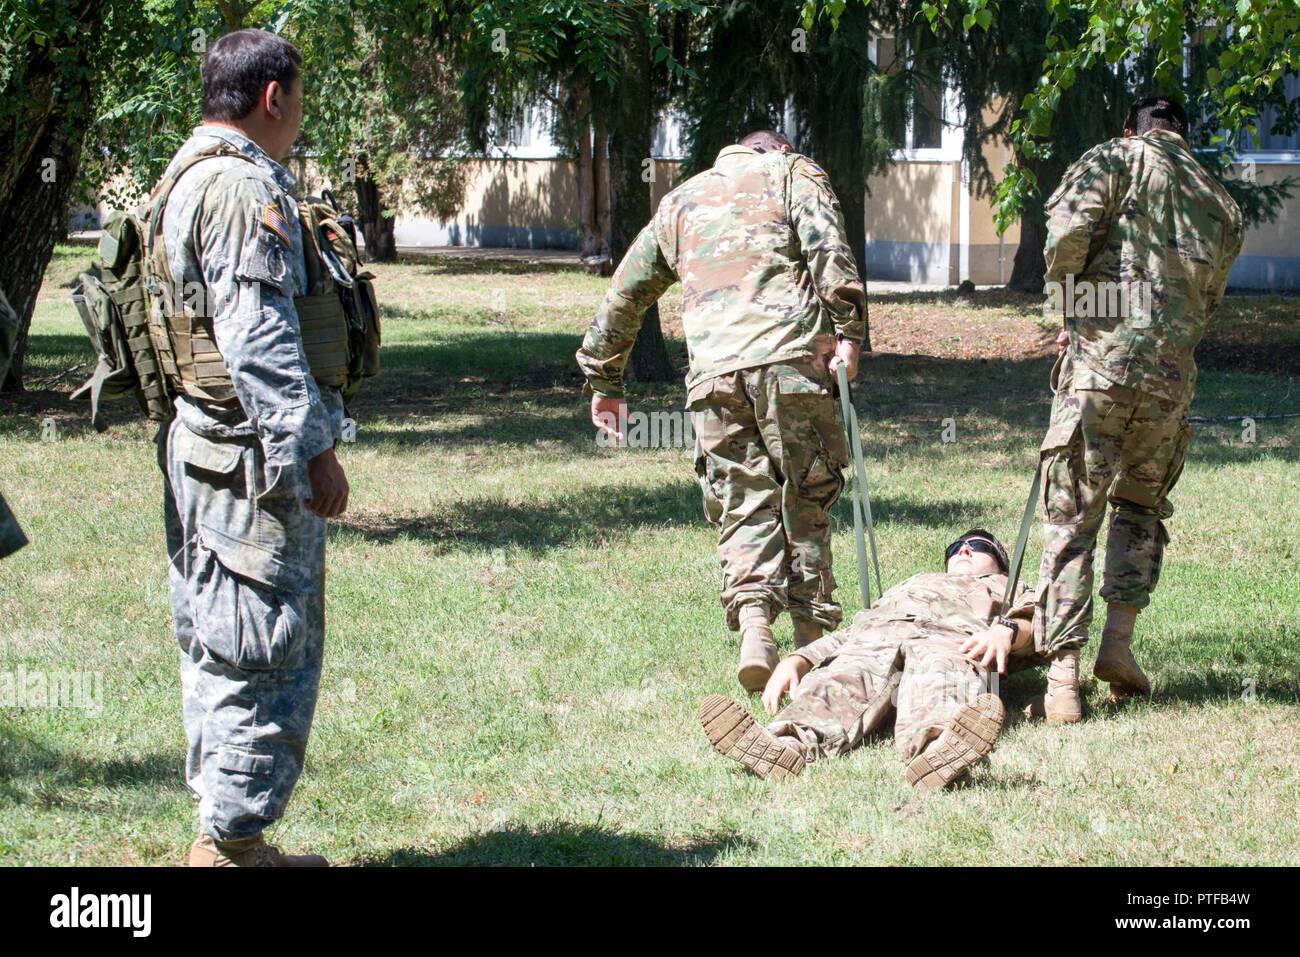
left=1, top=245, right=1297, bottom=865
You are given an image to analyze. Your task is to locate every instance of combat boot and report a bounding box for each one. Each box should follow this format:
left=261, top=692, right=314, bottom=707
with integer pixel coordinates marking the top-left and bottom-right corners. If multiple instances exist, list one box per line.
left=905, top=693, right=1004, bottom=795
left=1022, top=649, right=1083, bottom=723
left=188, top=833, right=329, bottom=867
left=698, top=694, right=805, bottom=781
left=736, top=603, right=778, bottom=693
left=1093, top=603, right=1150, bottom=697
left=792, top=618, right=823, bottom=650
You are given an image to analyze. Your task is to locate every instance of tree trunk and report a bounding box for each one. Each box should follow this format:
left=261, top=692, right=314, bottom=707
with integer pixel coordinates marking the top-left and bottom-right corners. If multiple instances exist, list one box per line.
left=608, top=14, right=674, bottom=383
left=1006, top=157, right=1063, bottom=293
left=594, top=122, right=611, bottom=257
left=355, top=174, right=397, bottom=263
left=1007, top=214, right=1047, bottom=293
left=0, top=0, right=102, bottom=393
left=573, top=81, right=601, bottom=259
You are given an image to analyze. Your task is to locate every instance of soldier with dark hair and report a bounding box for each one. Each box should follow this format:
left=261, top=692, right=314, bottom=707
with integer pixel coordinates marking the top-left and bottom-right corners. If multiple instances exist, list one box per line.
left=1031, top=94, right=1244, bottom=721
left=577, top=129, right=867, bottom=693
left=153, top=28, right=350, bottom=866
left=699, top=530, right=1040, bottom=794
left=0, top=284, right=29, bottom=559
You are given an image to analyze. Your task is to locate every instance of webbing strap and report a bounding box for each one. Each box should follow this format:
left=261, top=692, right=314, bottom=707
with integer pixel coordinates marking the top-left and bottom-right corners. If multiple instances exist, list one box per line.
left=1002, top=467, right=1043, bottom=614
left=836, top=363, right=883, bottom=609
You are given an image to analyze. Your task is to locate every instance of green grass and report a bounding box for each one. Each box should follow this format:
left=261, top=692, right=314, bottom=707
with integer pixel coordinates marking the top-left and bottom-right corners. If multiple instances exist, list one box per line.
left=0, top=246, right=1297, bottom=865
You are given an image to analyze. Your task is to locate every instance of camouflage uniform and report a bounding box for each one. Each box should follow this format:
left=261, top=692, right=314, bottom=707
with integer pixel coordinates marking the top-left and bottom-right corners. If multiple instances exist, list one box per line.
left=0, top=283, right=28, bottom=559
left=157, top=126, right=342, bottom=841
left=1035, top=129, right=1244, bottom=654
left=576, top=145, right=866, bottom=630
left=768, top=572, right=1036, bottom=762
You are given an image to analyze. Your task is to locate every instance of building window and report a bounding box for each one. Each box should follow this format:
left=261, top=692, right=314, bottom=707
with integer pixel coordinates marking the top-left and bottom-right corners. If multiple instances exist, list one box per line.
left=874, top=36, right=945, bottom=152
left=493, top=105, right=539, bottom=149
left=1238, top=72, right=1300, bottom=153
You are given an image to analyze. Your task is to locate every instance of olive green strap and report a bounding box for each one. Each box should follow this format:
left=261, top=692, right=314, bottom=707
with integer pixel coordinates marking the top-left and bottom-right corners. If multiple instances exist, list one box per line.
left=837, top=363, right=883, bottom=609
left=1003, top=468, right=1042, bottom=615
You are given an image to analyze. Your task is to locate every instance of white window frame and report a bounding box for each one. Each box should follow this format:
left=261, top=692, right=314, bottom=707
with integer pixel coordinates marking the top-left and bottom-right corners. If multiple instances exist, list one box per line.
left=869, top=35, right=964, bottom=163
left=1187, top=32, right=1300, bottom=163
left=488, top=103, right=563, bottom=160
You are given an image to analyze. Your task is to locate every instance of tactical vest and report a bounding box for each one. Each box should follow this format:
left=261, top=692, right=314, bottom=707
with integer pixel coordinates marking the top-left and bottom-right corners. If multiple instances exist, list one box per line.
left=143, top=144, right=379, bottom=405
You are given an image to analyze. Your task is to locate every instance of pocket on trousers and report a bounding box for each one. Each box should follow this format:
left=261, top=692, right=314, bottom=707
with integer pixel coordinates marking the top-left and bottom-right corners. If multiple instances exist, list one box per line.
left=176, top=431, right=312, bottom=594
left=217, top=747, right=274, bottom=775
left=1039, top=400, right=1084, bottom=524
left=693, top=441, right=724, bottom=526
left=798, top=450, right=845, bottom=510
left=192, top=543, right=307, bottom=671
left=686, top=377, right=718, bottom=411
left=775, top=367, right=830, bottom=396
left=1155, top=418, right=1193, bottom=503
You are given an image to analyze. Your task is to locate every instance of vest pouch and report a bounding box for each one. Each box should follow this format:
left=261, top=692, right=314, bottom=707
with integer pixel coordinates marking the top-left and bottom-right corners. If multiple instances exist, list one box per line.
left=294, top=292, right=350, bottom=387
left=355, top=273, right=380, bottom=378
left=98, top=211, right=140, bottom=273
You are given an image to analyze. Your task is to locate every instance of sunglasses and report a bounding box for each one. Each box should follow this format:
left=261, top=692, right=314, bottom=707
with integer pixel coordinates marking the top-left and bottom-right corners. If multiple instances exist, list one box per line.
left=945, top=537, right=1000, bottom=562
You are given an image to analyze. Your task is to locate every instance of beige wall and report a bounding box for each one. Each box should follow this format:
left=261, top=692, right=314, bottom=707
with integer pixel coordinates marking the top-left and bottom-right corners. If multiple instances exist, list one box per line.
left=389, top=157, right=684, bottom=249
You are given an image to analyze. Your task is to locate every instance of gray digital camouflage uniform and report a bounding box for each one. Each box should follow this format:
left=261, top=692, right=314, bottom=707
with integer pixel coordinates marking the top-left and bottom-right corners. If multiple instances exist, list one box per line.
left=1035, top=129, right=1244, bottom=654
left=769, top=571, right=1036, bottom=762
left=158, top=125, right=342, bottom=841
left=0, top=283, right=28, bottom=559
left=576, top=145, right=867, bottom=631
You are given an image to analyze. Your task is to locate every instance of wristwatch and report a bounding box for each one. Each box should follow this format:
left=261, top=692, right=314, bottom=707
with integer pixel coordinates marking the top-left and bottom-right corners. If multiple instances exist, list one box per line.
left=995, top=616, right=1019, bottom=637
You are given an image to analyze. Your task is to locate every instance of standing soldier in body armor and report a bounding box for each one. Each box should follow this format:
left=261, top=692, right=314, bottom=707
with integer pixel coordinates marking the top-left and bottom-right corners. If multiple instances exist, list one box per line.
left=1031, top=96, right=1244, bottom=722
left=153, top=29, right=350, bottom=866
left=576, top=130, right=867, bottom=694
left=0, top=284, right=29, bottom=559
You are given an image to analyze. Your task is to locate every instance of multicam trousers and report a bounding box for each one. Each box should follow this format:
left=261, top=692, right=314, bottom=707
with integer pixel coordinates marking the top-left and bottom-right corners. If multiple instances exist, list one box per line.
left=689, top=356, right=849, bottom=631
left=1034, top=353, right=1192, bottom=654
left=767, top=622, right=991, bottom=762
left=160, top=419, right=327, bottom=841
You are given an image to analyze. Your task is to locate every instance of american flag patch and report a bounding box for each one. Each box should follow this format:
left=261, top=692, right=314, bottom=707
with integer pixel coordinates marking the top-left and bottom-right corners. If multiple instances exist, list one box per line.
left=261, top=203, right=290, bottom=244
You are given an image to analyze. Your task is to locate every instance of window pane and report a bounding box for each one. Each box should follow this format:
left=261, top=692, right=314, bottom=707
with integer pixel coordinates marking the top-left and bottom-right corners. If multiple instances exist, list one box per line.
left=912, top=81, right=943, bottom=149
left=1239, top=73, right=1300, bottom=151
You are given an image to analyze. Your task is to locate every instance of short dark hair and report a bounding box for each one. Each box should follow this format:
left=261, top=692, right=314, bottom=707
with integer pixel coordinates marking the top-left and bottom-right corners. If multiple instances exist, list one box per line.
left=1124, top=95, right=1188, bottom=139
left=201, top=29, right=302, bottom=122
left=739, top=129, right=792, bottom=153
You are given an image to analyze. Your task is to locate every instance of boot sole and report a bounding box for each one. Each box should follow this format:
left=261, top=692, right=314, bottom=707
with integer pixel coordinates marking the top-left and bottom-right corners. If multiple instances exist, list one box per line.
left=905, top=693, right=1004, bottom=795
left=698, top=694, right=804, bottom=781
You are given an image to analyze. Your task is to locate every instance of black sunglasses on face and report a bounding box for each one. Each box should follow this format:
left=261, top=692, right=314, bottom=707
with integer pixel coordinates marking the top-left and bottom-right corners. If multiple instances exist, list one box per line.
left=945, top=538, right=1000, bottom=562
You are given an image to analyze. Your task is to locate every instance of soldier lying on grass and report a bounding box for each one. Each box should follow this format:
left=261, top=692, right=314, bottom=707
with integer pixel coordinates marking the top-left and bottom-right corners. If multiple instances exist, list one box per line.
left=699, top=529, right=1045, bottom=794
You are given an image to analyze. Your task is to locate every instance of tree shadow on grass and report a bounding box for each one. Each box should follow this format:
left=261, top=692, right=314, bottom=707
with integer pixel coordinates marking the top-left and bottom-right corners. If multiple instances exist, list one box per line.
left=363, top=822, right=750, bottom=866
left=330, top=480, right=997, bottom=554
left=391, top=254, right=585, bottom=277
left=0, top=724, right=183, bottom=807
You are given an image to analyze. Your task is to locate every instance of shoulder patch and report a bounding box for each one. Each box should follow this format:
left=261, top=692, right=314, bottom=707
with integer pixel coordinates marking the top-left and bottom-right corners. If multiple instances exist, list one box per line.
left=801, top=161, right=828, bottom=178
left=261, top=203, right=291, bottom=244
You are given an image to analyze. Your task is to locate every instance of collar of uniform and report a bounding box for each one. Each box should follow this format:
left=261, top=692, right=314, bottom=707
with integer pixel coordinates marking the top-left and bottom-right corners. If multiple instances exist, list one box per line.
left=190, top=124, right=297, bottom=192
left=714, top=144, right=759, bottom=168
left=1140, top=128, right=1189, bottom=150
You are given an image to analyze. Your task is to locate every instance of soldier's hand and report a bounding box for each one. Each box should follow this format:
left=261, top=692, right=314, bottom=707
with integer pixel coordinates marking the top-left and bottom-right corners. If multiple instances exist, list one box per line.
left=591, top=394, right=627, bottom=446
left=305, top=447, right=350, bottom=519
left=1056, top=329, right=1070, bottom=354
left=827, top=338, right=860, bottom=381
left=958, top=626, right=1012, bottom=675
left=762, top=656, right=812, bottom=715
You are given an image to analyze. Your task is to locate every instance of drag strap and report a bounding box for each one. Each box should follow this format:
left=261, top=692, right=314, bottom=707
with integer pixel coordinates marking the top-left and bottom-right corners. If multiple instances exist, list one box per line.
left=837, top=363, right=883, bottom=608
left=1003, top=467, right=1042, bottom=614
